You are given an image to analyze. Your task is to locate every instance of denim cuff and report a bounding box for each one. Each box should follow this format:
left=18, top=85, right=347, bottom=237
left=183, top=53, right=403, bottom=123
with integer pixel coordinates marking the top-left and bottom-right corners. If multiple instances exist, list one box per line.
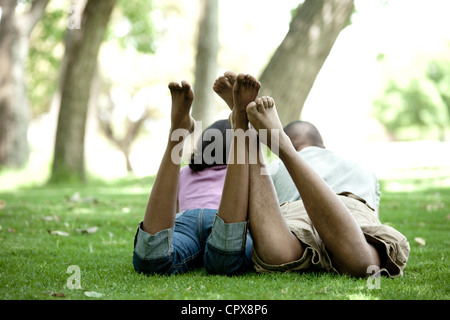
left=207, top=215, right=248, bottom=252
left=134, top=223, right=173, bottom=260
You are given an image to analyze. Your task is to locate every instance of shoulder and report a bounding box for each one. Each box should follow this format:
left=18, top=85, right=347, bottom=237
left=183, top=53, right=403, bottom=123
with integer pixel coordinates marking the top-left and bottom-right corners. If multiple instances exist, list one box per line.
left=180, top=165, right=190, bottom=175
left=300, top=146, right=334, bottom=162
left=179, top=165, right=196, bottom=180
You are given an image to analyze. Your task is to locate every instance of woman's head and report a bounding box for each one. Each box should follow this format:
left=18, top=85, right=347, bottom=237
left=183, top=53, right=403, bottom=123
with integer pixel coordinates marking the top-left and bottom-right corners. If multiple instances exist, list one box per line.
left=189, top=119, right=231, bottom=171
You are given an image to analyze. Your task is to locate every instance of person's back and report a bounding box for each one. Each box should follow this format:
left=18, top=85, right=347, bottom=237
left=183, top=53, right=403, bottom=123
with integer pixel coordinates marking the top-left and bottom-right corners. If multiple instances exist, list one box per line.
left=177, top=119, right=231, bottom=211
left=178, top=164, right=227, bottom=211
left=269, top=121, right=380, bottom=213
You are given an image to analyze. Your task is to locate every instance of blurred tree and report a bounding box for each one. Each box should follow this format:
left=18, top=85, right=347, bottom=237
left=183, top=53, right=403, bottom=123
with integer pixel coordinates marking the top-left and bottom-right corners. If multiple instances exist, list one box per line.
left=27, top=2, right=66, bottom=117
left=258, top=0, right=354, bottom=126
left=50, top=0, right=117, bottom=183
left=0, top=0, right=50, bottom=169
left=108, top=0, right=156, bottom=54
left=97, top=104, right=148, bottom=174
left=27, top=0, right=156, bottom=117
left=373, top=60, right=450, bottom=141
left=49, top=0, right=157, bottom=182
left=96, top=84, right=161, bottom=174
left=426, top=59, right=450, bottom=140
left=93, top=0, right=158, bottom=175
left=191, top=0, right=218, bottom=127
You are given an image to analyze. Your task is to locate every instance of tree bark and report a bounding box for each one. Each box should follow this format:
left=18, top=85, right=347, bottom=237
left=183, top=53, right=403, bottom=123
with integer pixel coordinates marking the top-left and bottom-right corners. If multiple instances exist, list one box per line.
left=191, top=0, right=219, bottom=127
left=0, top=0, right=50, bottom=168
left=50, top=0, right=116, bottom=183
left=259, top=0, right=354, bottom=126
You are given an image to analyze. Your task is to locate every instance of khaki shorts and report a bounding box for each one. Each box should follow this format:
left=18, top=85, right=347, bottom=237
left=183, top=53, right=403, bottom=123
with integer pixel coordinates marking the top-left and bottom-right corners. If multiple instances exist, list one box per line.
left=251, top=193, right=410, bottom=278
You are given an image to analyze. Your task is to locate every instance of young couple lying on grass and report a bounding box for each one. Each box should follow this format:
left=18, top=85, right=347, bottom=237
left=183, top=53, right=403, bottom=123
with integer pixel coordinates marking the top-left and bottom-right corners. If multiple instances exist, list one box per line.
left=133, top=71, right=410, bottom=278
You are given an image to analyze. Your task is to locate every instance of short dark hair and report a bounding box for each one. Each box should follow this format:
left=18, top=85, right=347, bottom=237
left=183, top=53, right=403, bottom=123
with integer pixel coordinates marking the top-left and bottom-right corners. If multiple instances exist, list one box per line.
left=284, top=121, right=324, bottom=150
left=189, top=119, right=231, bottom=171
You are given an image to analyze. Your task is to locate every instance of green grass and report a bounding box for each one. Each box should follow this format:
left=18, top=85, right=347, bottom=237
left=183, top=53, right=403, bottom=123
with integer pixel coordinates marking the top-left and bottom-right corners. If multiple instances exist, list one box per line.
left=0, top=170, right=449, bottom=300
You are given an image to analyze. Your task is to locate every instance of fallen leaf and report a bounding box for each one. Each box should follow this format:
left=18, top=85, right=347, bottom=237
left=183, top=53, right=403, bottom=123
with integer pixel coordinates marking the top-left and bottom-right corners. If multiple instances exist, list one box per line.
left=84, top=291, right=103, bottom=298
left=52, top=292, right=66, bottom=297
left=414, top=237, right=426, bottom=246
left=42, top=216, right=60, bottom=221
left=44, top=291, right=65, bottom=297
left=0, top=200, right=5, bottom=209
left=76, top=226, right=98, bottom=234
left=70, top=192, right=81, bottom=202
left=69, top=192, right=97, bottom=204
left=48, top=230, right=69, bottom=236
left=8, top=228, right=15, bottom=233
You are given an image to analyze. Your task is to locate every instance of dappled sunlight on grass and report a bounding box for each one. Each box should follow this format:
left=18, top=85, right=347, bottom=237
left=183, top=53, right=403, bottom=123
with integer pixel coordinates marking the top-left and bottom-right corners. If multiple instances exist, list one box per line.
left=0, top=164, right=449, bottom=299
left=347, top=292, right=377, bottom=300
left=0, top=165, right=50, bottom=192
left=380, top=166, right=450, bottom=192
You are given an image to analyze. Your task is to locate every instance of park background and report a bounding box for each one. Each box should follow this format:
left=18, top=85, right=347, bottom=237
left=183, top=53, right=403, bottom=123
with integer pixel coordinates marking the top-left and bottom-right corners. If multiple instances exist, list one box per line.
left=0, top=0, right=449, bottom=187
left=0, top=0, right=449, bottom=301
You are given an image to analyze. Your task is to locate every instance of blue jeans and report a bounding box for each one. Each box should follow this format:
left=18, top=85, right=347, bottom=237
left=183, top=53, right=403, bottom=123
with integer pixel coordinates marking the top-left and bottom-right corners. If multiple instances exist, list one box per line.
left=133, top=209, right=253, bottom=275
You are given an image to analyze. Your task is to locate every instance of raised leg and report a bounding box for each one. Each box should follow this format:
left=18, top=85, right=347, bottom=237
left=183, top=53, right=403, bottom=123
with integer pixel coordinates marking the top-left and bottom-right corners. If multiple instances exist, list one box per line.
left=213, top=76, right=304, bottom=265
left=216, top=73, right=259, bottom=224
left=246, top=101, right=304, bottom=264
left=142, top=81, right=195, bottom=235
left=247, top=96, right=380, bottom=276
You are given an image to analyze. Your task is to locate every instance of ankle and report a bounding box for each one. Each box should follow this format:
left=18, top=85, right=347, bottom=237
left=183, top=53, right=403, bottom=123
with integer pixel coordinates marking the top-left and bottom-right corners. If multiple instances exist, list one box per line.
left=232, top=114, right=249, bottom=130
left=169, top=126, right=191, bottom=142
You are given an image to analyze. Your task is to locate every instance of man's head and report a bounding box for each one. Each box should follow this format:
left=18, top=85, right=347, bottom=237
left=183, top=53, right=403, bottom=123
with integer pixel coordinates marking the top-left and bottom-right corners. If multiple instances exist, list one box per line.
left=283, top=121, right=325, bottom=151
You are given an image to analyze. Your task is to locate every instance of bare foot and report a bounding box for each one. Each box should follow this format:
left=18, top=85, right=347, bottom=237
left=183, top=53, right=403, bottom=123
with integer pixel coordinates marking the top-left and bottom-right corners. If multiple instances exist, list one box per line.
left=232, top=73, right=260, bottom=128
left=168, top=81, right=195, bottom=134
left=247, top=96, right=291, bottom=154
left=213, top=71, right=236, bottom=110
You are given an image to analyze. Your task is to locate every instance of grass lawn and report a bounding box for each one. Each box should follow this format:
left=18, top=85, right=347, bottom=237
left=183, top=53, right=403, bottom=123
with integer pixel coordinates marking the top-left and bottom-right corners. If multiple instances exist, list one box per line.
left=0, top=168, right=449, bottom=301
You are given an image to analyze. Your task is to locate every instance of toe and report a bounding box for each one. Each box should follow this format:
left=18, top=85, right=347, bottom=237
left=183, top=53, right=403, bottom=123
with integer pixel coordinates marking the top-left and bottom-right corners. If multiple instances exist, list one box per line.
left=212, top=80, right=221, bottom=91
left=236, top=73, right=246, bottom=84
left=181, top=80, right=191, bottom=90
left=224, top=71, right=236, bottom=79
left=254, top=80, right=261, bottom=90
left=220, top=76, right=231, bottom=87
left=224, top=71, right=237, bottom=84
left=246, top=101, right=259, bottom=116
left=260, top=96, right=269, bottom=109
left=168, top=81, right=181, bottom=91
left=255, top=98, right=265, bottom=112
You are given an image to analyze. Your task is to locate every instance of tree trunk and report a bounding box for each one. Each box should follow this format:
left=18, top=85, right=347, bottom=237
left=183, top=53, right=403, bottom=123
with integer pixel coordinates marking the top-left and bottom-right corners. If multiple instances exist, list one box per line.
left=50, top=0, right=116, bottom=183
left=50, top=0, right=88, bottom=116
left=97, top=106, right=149, bottom=174
left=259, top=0, right=354, bottom=126
left=191, top=0, right=219, bottom=127
left=0, top=0, right=50, bottom=169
